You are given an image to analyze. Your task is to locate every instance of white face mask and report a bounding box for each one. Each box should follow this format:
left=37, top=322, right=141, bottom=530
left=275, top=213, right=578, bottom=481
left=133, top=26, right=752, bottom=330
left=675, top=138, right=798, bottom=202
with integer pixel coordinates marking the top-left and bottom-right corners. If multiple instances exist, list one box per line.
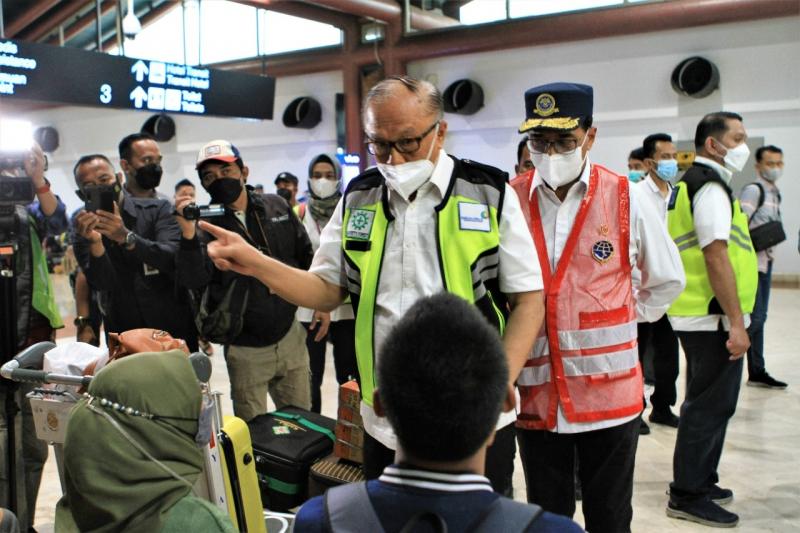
left=720, top=141, right=750, bottom=173
left=761, top=167, right=783, bottom=182
left=530, top=135, right=588, bottom=189
left=309, top=177, right=339, bottom=198
left=377, top=123, right=439, bottom=202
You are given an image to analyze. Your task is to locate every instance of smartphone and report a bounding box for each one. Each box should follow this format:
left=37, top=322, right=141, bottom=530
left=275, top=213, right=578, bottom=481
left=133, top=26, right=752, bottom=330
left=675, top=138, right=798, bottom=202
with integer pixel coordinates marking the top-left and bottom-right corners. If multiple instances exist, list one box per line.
left=85, top=187, right=116, bottom=213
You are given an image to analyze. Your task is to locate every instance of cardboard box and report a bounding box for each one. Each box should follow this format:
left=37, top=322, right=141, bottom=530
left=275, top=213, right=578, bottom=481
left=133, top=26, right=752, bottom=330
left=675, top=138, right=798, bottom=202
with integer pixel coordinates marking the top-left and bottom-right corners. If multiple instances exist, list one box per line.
left=334, top=439, right=364, bottom=464
left=337, top=406, right=363, bottom=426
left=335, top=420, right=365, bottom=448
left=338, top=380, right=361, bottom=410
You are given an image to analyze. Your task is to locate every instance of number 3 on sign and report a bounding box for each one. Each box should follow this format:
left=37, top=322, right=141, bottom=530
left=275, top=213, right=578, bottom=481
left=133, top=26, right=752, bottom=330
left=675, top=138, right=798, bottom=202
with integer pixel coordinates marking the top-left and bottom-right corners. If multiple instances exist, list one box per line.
left=99, top=84, right=112, bottom=104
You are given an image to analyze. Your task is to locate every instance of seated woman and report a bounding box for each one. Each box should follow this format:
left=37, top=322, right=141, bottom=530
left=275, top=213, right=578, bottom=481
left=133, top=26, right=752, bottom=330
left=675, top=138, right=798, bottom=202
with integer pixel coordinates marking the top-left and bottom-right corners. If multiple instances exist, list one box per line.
left=55, top=350, right=234, bottom=532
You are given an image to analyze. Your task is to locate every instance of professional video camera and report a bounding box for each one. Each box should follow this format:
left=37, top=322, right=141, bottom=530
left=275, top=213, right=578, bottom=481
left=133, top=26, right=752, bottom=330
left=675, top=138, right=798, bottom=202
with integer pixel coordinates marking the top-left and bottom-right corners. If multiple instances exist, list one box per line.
left=0, top=152, right=35, bottom=210
left=182, top=203, right=224, bottom=221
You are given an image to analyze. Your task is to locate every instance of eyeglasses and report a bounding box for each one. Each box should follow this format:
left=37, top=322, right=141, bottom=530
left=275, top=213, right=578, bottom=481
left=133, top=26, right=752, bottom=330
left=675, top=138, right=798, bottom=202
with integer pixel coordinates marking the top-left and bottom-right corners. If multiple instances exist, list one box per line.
left=366, top=121, right=439, bottom=158
left=527, top=137, right=581, bottom=155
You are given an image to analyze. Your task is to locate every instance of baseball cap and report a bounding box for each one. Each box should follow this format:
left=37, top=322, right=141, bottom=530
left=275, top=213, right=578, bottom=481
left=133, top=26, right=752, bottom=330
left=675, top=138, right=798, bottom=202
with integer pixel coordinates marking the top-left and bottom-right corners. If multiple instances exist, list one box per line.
left=518, top=82, right=593, bottom=133
left=196, top=139, right=242, bottom=169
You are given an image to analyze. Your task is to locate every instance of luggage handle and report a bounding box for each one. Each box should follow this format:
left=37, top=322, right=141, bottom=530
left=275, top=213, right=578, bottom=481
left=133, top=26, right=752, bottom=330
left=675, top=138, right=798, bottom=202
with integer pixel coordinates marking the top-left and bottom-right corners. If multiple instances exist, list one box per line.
left=271, top=411, right=335, bottom=443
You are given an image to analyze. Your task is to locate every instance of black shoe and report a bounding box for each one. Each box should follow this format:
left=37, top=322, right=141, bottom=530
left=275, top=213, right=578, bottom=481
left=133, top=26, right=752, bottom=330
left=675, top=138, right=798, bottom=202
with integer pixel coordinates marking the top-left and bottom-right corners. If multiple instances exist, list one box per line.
left=747, top=372, right=788, bottom=389
left=709, top=485, right=734, bottom=505
left=666, top=499, right=739, bottom=528
left=639, top=418, right=651, bottom=435
left=649, top=407, right=679, bottom=428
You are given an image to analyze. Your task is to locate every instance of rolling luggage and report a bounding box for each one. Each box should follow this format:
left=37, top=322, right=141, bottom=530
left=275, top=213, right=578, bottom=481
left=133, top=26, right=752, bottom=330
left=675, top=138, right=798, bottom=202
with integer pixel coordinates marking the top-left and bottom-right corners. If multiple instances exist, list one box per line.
left=218, top=416, right=266, bottom=533
left=247, top=406, right=336, bottom=511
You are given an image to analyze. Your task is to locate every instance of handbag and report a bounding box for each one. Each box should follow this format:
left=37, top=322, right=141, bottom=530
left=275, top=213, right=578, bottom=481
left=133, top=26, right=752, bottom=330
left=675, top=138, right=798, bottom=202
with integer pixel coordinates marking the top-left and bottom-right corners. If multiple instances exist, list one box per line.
left=749, top=220, right=786, bottom=252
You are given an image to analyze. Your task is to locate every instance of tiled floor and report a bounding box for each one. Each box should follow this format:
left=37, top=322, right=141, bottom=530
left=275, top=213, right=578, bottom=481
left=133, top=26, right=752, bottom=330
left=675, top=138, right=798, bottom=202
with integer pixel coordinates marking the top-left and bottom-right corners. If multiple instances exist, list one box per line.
left=31, top=288, right=800, bottom=532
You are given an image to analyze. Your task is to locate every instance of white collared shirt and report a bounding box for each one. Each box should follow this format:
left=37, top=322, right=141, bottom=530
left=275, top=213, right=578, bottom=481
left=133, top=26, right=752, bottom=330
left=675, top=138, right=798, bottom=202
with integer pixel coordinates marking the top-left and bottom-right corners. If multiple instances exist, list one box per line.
left=311, top=149, right=543, bottom=449
left=530, top=159, right=685, bottom=433
left=668, top=156, right=750, bottom=332
left=634, top=173, right=672, bottom=223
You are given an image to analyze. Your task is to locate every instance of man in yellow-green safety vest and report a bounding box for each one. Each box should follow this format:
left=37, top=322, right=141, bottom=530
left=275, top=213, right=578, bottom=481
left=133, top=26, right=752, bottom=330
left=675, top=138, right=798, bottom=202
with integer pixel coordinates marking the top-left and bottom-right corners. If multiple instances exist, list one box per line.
left=0, top=142, right=66, bottom=531
left=665, top=112, right=758, bottom=528
left=197, top=76, right=545, bottom=496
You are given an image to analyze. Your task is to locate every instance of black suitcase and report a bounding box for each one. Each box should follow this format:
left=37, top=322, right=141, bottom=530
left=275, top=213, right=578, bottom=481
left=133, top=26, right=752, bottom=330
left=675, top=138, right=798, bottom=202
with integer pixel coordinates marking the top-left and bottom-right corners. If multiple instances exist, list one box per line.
left=247, top=406, right=336, bottom=511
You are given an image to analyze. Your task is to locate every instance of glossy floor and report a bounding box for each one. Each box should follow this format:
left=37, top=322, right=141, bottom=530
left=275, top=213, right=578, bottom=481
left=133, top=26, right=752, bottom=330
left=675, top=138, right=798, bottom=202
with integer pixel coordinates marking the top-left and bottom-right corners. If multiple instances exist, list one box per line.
left=32, top=289, right=799, bottom=532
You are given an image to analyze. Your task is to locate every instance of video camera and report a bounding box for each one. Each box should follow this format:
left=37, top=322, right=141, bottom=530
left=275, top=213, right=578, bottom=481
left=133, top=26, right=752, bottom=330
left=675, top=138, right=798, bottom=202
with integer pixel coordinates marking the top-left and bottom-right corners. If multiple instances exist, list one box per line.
left=0, top=152, right=35, bottom=209
left=182, top=203, right=224, bottom=221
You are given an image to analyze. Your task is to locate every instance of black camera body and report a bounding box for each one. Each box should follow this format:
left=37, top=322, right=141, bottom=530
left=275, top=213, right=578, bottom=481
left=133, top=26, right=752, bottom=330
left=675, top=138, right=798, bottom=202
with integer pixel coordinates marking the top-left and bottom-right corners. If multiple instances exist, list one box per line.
left=0, top=152, right=34, bottom=208
left=183, top=203, right=225, bottom=221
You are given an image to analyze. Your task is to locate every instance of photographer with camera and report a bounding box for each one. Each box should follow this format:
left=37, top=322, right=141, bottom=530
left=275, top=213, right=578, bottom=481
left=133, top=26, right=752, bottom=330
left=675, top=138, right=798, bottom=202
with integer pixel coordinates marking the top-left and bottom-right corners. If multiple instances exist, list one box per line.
left=71, top=146, right=197, bottom=351
left=175, top=140, right=314, bottom=421
left=0, top=142, right=66, bottom=530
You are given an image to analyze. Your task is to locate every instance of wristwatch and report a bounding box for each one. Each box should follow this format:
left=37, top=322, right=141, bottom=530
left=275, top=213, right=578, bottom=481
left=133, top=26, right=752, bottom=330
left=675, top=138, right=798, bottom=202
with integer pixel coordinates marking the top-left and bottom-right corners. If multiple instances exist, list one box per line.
left=124, top=230, right=137, bottom=249
left=74, top=316, right=91, bottom=328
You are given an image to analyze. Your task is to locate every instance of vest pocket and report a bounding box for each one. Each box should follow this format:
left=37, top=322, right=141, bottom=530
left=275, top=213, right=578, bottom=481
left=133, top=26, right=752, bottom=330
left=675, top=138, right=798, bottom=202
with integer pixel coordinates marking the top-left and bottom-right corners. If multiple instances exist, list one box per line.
left=578, top=306, right=629, bottom=329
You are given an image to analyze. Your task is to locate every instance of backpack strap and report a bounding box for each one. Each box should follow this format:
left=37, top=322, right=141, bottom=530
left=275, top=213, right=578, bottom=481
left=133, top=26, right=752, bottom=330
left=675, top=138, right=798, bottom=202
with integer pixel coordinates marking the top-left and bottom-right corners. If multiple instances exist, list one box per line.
left=469, top=497, right=543, bottom=533
left=324, top=482, right=384, bottom=533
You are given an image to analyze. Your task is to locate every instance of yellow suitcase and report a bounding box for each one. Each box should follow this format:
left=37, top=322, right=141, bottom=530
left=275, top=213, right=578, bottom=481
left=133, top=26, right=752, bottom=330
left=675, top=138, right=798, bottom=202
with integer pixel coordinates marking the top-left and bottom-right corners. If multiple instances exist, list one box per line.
left=219, top=415, right=267, bottom=533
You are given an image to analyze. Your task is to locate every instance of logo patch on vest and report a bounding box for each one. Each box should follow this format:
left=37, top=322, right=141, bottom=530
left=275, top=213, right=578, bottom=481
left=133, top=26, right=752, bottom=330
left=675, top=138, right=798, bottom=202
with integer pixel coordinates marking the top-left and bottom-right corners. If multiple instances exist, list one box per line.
left=345, top=208, right=375, bottom=241
left=591, top=240, right=614, bottom=263
left=458, top=202, right=491, bottom=232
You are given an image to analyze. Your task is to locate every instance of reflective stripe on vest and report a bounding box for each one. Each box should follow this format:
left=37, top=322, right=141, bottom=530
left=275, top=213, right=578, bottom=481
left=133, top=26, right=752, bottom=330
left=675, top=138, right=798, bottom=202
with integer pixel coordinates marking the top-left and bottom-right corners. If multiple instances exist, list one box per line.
left=342, top=168, right=505, bottom=406
left=667, top=181, right=758, bottom=316
left=511, top=165, right=643, bottom=430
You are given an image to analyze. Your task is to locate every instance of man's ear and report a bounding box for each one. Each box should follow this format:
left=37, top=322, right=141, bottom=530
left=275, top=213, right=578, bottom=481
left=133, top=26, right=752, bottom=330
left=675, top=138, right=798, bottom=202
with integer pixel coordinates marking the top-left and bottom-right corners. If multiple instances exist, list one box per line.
left=584, top=126, right=598, bottom=152
left=373, top=389, right=386, bottom=418
left=241, top=165, right=249, bottom=182
left=502, top=383, right=516, bottom=413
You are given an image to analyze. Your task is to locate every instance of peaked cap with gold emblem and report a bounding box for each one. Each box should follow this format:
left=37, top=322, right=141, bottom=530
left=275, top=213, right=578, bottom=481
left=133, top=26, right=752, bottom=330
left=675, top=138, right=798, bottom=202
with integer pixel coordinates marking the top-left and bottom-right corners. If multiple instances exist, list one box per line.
left=518, top=82, right=593, bottom=133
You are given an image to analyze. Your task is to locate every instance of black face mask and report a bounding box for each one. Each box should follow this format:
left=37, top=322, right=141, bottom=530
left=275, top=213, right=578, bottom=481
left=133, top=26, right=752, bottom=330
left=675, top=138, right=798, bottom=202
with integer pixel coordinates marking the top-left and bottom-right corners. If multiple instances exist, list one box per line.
left=132, top=163, right=163, bottom=190
left=207, top=177, right=243, bottom=205
left=275, top=188, right=293, bottom=203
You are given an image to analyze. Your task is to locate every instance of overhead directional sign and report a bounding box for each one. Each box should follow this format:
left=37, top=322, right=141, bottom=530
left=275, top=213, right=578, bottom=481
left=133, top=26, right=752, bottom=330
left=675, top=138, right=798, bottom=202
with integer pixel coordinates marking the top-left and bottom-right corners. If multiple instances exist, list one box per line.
left=0, top=38, right=275, bottom=120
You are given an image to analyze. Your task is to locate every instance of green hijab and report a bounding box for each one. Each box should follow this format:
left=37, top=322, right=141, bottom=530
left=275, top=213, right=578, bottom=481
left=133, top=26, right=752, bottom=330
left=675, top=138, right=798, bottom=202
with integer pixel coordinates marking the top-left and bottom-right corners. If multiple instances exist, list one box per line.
left=55, top=350, right=205, bottom=533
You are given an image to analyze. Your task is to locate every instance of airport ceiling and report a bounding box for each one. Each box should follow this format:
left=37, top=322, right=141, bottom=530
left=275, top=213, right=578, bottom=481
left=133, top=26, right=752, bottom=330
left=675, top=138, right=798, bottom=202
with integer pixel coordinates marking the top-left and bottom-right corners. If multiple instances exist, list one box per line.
left=1, top=0, right=470, bottom=53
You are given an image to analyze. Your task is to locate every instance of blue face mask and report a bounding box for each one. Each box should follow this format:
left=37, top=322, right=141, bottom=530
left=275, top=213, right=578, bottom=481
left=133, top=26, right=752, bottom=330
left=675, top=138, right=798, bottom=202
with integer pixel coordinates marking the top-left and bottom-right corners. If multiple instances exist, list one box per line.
left=628, top=169, right=646, bottom=183
left=656, top=159, right=679, bottom=184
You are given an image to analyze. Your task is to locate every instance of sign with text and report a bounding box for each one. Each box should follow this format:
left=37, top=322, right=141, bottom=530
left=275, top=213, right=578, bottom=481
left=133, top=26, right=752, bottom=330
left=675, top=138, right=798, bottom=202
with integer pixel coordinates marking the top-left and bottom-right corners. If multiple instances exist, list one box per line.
left=0, top=39, right=275, bottom=120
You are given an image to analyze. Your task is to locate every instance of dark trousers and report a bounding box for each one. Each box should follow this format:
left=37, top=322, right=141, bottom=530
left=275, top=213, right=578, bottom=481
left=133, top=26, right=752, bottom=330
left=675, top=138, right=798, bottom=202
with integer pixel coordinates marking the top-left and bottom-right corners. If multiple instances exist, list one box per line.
left=670, top=329, right=743, bottom=504
left=746, top=262, right=772, bottom=378
left=303, top=319, right=358, bottom=414
left=517, top=417, right=640, bottom=533
left=363, top=423, right=517, bottom=496
left=637, top=315, right=680, bottom=410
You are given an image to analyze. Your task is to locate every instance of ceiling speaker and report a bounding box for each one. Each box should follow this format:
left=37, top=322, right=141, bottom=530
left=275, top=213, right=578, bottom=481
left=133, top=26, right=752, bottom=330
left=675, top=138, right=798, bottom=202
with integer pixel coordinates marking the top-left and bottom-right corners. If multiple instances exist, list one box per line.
left=141, top=114, right=176, bottom=142
left=282, top=97, right=322, bottom=129
left=671, top=57, right=719, bottom=98
left=443, top=79, right=484, bottom=115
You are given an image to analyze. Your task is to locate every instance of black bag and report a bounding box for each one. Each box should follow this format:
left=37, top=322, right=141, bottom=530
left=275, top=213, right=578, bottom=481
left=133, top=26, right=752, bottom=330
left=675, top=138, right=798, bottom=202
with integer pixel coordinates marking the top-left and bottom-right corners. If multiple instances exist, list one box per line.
left=750, top=220, right=786, bottom=252
left=191, top=277, right=249, bottom=344
left=247, top=406, right=336, bottom=512
left=747, top=182, right=786, bottom=252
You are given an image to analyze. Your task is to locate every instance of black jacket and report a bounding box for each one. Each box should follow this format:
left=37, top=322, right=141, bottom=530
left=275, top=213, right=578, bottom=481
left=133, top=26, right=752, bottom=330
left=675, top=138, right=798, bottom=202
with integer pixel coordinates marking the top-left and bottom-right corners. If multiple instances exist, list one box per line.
left=73, top=193, right=198, bottom=350
left=177, top=189, right=313, bottom=347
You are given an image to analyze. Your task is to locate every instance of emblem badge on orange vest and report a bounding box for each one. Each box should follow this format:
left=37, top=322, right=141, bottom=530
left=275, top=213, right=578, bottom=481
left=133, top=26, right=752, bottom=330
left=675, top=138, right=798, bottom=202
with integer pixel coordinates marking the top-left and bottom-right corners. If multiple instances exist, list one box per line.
left=592, top=240, right=614, bottom=263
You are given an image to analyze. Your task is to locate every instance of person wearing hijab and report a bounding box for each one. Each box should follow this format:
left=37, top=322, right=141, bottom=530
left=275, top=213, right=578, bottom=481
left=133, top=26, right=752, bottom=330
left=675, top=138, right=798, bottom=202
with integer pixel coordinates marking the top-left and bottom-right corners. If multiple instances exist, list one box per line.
left=55, top=350, right=235, bottom=533
left=297, top=154, right=358, bottom=413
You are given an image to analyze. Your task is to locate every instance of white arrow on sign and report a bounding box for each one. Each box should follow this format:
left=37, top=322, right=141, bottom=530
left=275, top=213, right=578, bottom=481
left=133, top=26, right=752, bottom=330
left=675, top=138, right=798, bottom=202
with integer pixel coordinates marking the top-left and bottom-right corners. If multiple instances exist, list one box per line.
left=131, top=60, right=149, bottom=82
left=130, top=86, right=147, bottom=108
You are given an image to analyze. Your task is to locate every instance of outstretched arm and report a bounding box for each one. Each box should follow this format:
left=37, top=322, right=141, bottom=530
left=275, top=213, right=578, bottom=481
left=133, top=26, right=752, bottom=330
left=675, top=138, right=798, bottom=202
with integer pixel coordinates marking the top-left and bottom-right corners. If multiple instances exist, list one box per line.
left=199, top=221, right=346, bottom=311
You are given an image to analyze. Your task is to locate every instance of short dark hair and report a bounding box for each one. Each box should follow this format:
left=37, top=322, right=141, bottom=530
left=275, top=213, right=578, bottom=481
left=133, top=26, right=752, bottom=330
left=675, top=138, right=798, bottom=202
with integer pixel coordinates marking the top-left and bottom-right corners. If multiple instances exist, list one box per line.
left=73, top=154, right=114, bottom=185
left=628, top=147, right=645, bottom=161
left=694, top=111, right=743, bottom=150
left=756, top=145, right=782, bottom=162
left=377, top=293, right=508, bottom=462
left=118, top=132, right=156, bottom=161
left=174, top=178, right=195, bottom=192
left=517, top=138, right=528, bottom=165
left=580, top=116, right=593, bottom=130
left=642, top=133, right=673, bottom=159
